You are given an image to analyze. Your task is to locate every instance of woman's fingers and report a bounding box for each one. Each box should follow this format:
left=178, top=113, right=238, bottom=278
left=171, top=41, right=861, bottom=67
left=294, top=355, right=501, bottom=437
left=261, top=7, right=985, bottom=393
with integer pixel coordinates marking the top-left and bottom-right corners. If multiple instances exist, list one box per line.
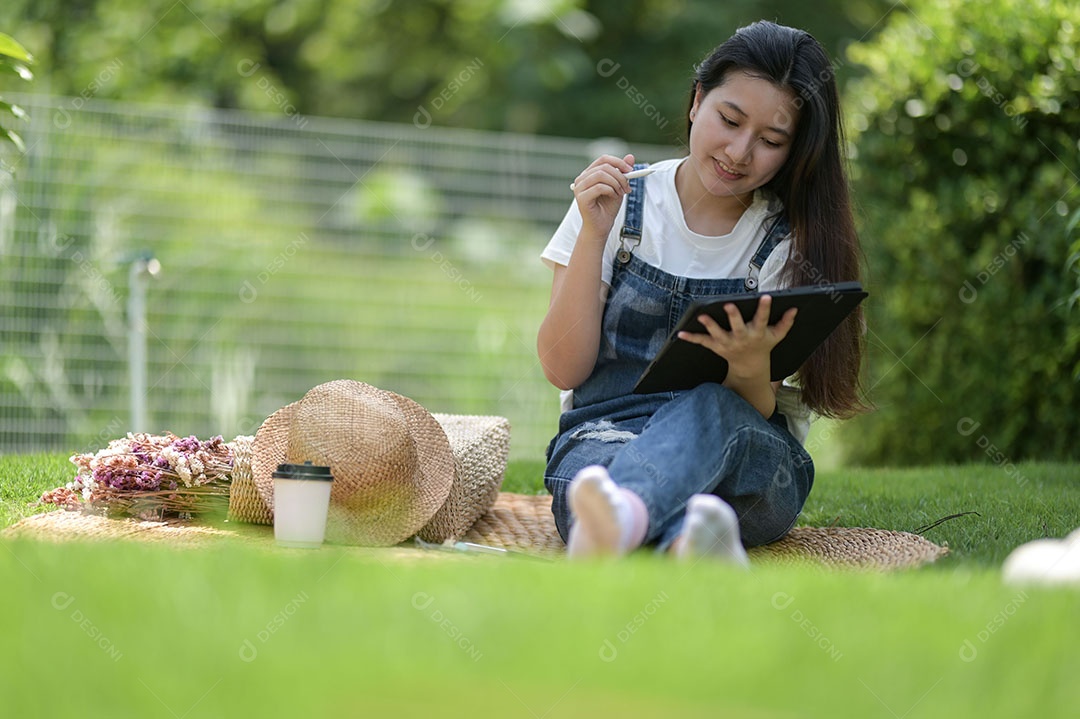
left=676, top=328, right=717, bottom=350
left=697, top=304, right=746, bottom=340
left=679, top=297, right=799, bottom=350
left=573, top=154, right=635, bottom=196
left=574, top=167, right=630, bottom=196
left=751, top=295, right=772, bottom=327
left=676, top=329, right=701, bottom=344
left=697, top=312, right=724, bottom=336
left=772, top=306, right=799, bottom=341
left=725, top=302, right=747, bottom=333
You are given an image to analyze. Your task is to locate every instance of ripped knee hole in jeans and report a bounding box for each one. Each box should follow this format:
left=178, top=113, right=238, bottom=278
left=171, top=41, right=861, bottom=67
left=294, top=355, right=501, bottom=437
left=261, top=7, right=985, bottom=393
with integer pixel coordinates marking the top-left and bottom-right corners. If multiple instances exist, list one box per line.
left=570, top=420, right=638, bottom=443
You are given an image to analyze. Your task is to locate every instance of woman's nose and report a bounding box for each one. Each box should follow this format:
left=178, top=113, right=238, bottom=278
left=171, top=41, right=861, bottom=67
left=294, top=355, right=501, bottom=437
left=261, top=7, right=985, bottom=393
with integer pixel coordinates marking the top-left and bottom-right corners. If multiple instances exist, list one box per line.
left=726, top=133, right=754, bottom=164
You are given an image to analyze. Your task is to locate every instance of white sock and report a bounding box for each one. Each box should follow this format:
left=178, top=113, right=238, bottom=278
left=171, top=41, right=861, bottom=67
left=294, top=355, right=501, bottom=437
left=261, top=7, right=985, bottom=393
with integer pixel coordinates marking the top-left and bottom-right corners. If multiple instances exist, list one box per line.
left=674, top=494, right=749, bottom=566
left=566, top=465, right=646, bottom=558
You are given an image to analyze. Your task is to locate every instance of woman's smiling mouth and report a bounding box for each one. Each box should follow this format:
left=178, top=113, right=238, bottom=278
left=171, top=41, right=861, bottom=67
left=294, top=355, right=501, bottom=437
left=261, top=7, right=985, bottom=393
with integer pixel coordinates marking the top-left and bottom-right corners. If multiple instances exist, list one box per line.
left=713, top=158, right=745, bottom=180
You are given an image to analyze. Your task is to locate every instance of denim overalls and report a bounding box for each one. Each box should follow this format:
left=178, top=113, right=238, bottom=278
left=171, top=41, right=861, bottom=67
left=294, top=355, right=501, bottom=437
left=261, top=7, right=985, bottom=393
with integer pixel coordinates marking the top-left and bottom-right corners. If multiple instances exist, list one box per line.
left=544, top=167, right=814, bottom=550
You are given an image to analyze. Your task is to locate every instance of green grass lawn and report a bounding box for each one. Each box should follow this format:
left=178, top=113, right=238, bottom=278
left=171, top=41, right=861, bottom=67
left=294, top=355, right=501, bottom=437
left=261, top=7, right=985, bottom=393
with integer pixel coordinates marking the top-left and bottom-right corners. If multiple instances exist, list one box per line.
left=2, top=454, right=1079, bottom=717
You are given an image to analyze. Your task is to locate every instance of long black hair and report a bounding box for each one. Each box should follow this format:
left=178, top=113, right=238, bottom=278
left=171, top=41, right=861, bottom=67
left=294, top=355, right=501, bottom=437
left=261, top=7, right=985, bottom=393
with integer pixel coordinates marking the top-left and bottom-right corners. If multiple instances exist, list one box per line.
left=688, top=21, right=867, bottom=418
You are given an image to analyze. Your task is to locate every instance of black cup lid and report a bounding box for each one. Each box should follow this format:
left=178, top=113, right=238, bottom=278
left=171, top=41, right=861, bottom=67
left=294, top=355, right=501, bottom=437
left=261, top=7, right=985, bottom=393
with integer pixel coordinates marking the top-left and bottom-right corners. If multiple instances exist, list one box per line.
left=272, top=461, right=333, bottom=481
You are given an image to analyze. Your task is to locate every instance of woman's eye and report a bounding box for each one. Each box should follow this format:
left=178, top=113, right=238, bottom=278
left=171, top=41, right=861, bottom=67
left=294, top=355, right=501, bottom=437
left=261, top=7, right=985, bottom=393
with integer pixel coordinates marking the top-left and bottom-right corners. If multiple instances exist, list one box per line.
left=762, top=138, right=781, bottom=148
left=720, top=113, right=738, bottom=127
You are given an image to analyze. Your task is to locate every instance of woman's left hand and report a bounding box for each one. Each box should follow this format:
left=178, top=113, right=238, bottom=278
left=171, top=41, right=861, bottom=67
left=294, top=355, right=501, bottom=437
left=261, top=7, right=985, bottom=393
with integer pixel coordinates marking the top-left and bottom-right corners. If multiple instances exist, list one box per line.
left=677, top=295, right=797, bottom=379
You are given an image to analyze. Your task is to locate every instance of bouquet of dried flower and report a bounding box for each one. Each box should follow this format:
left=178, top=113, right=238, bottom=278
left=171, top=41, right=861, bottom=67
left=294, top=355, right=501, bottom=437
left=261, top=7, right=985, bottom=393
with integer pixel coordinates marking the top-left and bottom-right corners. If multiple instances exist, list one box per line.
left=41, top=432, right=236, bottom=520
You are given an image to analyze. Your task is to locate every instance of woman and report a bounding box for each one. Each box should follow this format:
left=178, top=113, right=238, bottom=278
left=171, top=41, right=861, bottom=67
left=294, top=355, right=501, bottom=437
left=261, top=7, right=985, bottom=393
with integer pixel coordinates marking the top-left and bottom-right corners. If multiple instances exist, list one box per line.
left=537, top=21, right=867, bottom=560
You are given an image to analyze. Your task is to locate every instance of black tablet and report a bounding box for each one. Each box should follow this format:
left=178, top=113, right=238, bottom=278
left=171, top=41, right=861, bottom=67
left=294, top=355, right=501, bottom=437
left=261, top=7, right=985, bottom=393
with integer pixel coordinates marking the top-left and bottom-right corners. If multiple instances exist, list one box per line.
left=633, top=282, right=867, bottom=394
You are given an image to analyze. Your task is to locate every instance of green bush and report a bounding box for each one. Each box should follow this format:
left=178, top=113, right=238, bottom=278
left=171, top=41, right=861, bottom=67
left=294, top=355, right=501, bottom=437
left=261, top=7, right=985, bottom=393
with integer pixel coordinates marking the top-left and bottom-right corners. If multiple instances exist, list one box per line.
left=0, top=31, right=32, bottom=151
left=840, top=0, right=1080, bottom=465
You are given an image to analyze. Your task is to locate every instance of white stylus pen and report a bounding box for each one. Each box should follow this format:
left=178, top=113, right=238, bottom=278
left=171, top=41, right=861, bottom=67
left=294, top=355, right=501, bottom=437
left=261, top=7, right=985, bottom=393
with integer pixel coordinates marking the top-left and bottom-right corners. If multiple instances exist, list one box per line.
left=569, top=166, right=655, bottom=192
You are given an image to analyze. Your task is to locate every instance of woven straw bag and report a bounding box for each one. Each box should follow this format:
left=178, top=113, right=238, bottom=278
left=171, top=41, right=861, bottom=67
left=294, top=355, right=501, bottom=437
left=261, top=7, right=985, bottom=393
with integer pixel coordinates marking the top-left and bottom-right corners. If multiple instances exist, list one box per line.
left=418, top=414, right=510, bottom=542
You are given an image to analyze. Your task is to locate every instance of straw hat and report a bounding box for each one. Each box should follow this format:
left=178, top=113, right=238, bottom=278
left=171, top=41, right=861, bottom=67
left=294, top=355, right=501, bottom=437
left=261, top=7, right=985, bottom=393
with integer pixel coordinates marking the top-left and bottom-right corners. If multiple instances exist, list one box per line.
left=245, top=380, right=509, bottom=546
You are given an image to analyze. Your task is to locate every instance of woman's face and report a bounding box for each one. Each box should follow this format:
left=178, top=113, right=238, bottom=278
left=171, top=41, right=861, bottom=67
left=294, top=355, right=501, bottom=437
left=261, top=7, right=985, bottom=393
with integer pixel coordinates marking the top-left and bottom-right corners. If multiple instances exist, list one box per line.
left=686, top=71, right=799, bottom=202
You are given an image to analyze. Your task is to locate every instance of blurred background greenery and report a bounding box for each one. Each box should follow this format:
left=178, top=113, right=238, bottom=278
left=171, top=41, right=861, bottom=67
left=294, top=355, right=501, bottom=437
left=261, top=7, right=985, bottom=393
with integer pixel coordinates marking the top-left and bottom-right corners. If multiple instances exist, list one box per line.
left=0, top=0, right=1077, bottom=466
left=2, top=0, right=886, bottom=143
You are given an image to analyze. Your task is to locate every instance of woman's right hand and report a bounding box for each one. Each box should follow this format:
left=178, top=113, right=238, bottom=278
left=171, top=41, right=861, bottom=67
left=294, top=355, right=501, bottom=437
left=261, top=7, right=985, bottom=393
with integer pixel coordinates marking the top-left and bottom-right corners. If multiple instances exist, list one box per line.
left=572, top=153, right=636, bottom=242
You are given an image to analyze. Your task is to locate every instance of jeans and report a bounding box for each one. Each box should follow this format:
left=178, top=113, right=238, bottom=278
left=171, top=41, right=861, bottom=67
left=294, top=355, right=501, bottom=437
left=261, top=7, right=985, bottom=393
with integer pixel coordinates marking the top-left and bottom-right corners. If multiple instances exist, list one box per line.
left=544, top=383, right=814, bottom=551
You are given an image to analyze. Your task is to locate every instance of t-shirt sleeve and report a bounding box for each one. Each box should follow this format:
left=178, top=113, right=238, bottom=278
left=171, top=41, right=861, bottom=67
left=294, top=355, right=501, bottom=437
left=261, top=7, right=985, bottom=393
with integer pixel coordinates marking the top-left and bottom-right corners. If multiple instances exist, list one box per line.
left=541, top=202, right=582, bottom=270
left=758, top=237, right=793, bottom=291
left=776, top=382, right=812, bottom=444
left=540, top=200, right=625, bottom=286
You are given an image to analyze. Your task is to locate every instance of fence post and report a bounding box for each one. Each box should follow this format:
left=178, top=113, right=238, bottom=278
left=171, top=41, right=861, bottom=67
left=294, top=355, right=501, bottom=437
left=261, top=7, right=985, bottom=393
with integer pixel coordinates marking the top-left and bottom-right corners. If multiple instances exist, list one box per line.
left=126, top=252, right=159, bottom=432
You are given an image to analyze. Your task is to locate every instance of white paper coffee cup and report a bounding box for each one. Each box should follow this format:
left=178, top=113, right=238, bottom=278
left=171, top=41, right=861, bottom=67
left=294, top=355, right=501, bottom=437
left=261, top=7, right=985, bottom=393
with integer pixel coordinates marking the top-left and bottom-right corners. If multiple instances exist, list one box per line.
left=273, top=462, right=333, bottom=548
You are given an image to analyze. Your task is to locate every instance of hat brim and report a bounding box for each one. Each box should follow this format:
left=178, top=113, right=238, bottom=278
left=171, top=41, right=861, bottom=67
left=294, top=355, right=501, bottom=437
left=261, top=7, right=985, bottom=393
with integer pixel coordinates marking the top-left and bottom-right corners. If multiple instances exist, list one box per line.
left=251, top=399, right=299, bottom=515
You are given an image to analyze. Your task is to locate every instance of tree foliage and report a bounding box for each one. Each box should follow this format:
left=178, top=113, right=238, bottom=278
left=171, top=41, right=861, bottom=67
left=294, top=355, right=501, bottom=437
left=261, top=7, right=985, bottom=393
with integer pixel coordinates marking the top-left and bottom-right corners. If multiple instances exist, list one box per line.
left=0, top=31, right=33, bottom=152
left=0, top=0, right=886, bottom=144
left=841, top=0, right=1080, bottom=465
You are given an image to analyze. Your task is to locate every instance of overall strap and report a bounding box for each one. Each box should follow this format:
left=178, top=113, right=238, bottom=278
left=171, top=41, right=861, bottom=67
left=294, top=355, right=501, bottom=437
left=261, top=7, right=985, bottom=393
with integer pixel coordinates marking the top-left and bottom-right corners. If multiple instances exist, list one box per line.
left=744, top=214, right=791, bottom=291
left=616, top=163, right=649, bottom=264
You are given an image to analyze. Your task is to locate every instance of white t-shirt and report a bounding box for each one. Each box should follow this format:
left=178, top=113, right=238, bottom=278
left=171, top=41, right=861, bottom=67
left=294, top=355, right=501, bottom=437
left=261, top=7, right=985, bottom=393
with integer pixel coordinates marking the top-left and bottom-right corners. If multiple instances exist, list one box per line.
left=541, top=157, right=813, bottom=444
left=542, top=158, right=792, bottom=289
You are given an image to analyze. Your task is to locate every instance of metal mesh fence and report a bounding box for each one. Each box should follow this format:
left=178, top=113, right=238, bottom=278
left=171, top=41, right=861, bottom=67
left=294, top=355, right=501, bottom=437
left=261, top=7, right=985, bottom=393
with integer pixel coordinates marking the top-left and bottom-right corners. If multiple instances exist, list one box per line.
left=0, top=94, right=674, bottom=459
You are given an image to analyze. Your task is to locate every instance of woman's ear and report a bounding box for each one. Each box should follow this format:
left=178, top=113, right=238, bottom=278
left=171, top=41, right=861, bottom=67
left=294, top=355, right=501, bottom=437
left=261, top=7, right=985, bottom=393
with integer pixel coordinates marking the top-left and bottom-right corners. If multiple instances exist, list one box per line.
left=690, top=84, right=703, bottom=121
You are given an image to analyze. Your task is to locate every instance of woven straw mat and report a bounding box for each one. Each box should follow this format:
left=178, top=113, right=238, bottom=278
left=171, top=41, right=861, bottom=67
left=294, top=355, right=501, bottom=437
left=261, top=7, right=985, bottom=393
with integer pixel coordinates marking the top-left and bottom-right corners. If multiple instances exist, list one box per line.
left=5, top=493, right=947, bottom=570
